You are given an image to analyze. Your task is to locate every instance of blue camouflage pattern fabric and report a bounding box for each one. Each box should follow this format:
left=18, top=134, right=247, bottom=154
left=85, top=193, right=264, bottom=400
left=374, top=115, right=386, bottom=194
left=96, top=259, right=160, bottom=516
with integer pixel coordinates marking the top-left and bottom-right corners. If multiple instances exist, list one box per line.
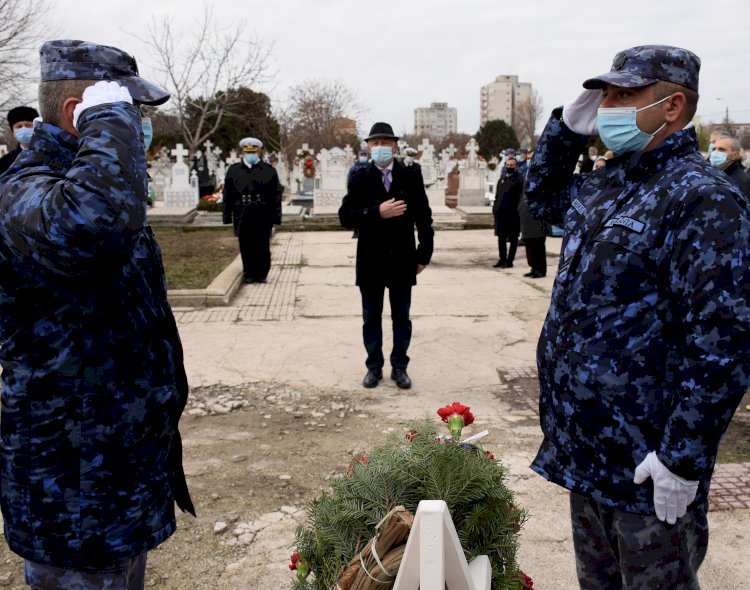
left=583, top=45, right=700, bottom=92
left=525, top=107, right=750, bottom=514
left=0, top=101, right=194, bottom=568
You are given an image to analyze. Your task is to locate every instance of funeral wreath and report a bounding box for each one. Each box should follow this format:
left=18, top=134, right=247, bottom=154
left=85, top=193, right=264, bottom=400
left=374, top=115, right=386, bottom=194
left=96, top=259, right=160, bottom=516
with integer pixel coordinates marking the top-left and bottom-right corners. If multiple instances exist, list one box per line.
left=289, top=402, right=533, bottom=589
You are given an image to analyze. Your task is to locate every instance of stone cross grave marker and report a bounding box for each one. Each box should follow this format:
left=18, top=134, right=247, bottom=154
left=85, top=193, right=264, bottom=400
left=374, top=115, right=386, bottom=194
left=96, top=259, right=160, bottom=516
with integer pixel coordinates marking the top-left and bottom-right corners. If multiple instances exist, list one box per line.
left=164, top=143, right=199, bottom=208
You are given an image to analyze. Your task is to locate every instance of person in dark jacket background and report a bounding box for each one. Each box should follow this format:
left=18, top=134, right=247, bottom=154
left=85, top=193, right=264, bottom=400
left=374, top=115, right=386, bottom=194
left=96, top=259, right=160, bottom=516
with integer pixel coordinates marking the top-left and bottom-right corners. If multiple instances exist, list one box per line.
left=710, top=132, right=750, bottom=198
left=527, top=45, right=750, bottom=588
left=223, top=137, right=283, bottom=284
left=0, top=40, right=194, bottom=589
left=492, top=156, right=523, bottom=268
left=339, top=122, right=433, bottom=390
left=0, top=106, right=39, bottom=176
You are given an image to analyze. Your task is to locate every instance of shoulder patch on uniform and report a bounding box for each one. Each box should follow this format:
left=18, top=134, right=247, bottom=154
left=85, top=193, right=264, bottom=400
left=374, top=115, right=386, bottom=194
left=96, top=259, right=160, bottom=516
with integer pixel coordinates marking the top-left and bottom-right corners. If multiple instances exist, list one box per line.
left=572, top=198, right=586, bottom=215
left=604, top=216, right=645, bottom=233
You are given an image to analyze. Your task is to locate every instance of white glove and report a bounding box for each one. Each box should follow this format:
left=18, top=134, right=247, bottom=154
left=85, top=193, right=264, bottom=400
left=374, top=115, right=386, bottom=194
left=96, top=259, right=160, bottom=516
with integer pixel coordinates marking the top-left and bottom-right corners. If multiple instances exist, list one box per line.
left=561, top=89, right=603, bottom=135
left=634, top=451, right=699, bottom=525
left=73, top=81, right=133, bottom=130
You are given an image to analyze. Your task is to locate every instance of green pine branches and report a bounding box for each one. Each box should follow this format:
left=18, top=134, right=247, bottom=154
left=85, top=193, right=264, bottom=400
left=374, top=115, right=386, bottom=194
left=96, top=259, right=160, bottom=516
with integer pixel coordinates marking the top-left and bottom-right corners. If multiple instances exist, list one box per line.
left=291, top=420, right=529, bottom=590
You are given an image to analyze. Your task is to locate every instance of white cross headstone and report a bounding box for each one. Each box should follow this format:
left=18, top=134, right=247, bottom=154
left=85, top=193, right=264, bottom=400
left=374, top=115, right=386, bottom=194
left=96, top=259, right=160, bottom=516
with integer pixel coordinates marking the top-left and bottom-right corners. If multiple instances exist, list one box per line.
left=296, top=143, right=315, bottom=158
left=416, top=138, right=437, bottom=187
left=164, top=143, right=199, bottom=208
left=465, top=138, right=480, bottom=166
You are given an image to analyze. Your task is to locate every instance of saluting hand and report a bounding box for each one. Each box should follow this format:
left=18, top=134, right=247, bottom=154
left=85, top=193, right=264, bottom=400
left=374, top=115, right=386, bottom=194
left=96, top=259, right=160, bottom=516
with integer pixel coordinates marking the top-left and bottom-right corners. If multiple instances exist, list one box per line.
left=379, top=198, right=407, bottom=218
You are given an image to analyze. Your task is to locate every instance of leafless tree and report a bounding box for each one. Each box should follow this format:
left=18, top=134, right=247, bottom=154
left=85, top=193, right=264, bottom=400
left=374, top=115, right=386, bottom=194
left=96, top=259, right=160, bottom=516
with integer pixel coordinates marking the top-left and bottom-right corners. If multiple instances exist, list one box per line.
left=513, top=91, right=543, bottom=147
left=280, top=78, right=365, bottom=162
left=140, top=4, right=273, bottom=155
left=0, top=0, right=56, bottom=111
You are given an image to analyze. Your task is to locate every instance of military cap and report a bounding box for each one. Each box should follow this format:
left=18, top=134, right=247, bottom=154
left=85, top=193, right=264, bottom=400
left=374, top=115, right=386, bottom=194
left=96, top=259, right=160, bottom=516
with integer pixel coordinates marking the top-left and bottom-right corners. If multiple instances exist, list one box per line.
left=583, top=45, right=700, bottom=92
left=519, top=148, right=529, bottom=153
left=365, top=122, right=399, bottom=141
left=240, top=137, right=263, bottom=152
left=39, top=39, right=170, bottom=106
left=404, top=147, right=418, bottom=156
left=7, top=106, right=39, bottom=130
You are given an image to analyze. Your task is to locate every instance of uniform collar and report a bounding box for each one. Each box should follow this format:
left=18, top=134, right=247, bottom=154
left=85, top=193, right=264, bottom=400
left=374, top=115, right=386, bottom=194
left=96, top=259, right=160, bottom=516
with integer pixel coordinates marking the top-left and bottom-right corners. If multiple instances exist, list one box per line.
left=22, top=122, right=78, bottom=172
left=610, top=127, right=699, bottom=182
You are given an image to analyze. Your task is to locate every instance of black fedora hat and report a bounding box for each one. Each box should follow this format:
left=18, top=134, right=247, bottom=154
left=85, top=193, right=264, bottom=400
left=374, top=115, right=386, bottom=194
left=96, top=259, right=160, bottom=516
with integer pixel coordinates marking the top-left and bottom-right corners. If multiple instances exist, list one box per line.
left=365, top=122, right=399, bottom=141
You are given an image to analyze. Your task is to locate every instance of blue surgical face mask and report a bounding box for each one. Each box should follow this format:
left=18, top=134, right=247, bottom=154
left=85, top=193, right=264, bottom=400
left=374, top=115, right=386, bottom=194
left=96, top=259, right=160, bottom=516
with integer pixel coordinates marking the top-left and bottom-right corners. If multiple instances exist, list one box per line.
left=370, top=146, right=393, bottom=166
left=707, top=143, right=715, bottom=154
left=14, top=127, right=33, bottom=146
left=141, top=117, right=153, bottom=151
left=405, top=156, right=414, bottom=164
left=245, top=153, right=259, bottom=165
left=596, top=94, right=670, bottom=155
left=709, top=151, right=728, bottom=168
left=358, top=156, right=369, bottom=164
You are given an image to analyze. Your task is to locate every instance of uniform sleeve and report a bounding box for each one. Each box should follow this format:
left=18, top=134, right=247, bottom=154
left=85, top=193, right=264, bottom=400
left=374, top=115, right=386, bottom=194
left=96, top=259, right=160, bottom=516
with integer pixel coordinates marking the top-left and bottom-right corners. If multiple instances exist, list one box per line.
left=658, top=185, right=750, bottom=480
left=410, top=167, right=434, bottom=265
left=273, top=168, right=283, bottom=225
left=0, top=103, right=146, bottom=277
left=222, top=168, right=235, bottom=224
left=525, top=107, right=589, bottom=227
left=338, top=168, right=381, bottom=229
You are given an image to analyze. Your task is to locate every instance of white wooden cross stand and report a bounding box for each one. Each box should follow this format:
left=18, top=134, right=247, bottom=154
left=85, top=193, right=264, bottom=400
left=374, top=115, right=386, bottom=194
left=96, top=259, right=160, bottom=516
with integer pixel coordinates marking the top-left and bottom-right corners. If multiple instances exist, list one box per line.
left=392, top=500, right=491, bottom=590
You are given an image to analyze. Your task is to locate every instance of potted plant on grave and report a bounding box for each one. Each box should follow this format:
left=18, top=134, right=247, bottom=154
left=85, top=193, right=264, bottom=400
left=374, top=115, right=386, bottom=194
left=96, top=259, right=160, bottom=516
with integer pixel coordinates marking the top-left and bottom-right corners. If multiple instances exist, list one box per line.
left=289, top=403, right=533, bottom=589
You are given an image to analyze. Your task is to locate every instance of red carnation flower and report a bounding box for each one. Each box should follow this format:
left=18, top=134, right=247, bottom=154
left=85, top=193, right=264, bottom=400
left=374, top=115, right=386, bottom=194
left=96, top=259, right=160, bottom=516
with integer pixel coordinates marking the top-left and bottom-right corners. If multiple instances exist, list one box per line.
left=289, top=552, right=299, bottom=570
left=520, top=570, right=534, bottom=588
left=485, top=450, right=495, bottom=461
left=405, top=429, right=417, bottom=442
left=437, top=402, right=475, bottom=438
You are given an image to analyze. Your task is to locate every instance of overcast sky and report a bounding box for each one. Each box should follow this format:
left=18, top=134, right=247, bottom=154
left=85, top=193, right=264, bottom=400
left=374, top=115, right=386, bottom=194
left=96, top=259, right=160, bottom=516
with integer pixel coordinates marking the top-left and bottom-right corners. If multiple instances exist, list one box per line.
left=49, top=0, right=750, bottom=138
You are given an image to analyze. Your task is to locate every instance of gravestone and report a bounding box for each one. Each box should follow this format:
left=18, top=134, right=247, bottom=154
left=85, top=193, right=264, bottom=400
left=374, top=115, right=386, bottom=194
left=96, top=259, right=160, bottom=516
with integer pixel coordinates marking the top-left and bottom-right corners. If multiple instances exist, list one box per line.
left=417, top=138, right=438, bottom=188
left=457, top=139, right=486, bottom=207
left=313, top=146, right=348, bottom=211
left=164, top=143, right=199, bottom=208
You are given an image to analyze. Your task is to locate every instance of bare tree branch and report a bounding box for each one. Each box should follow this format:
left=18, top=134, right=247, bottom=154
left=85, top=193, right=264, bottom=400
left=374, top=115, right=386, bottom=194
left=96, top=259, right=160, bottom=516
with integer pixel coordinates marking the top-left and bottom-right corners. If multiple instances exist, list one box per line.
left=137, top=3, right=273, bottom=155
left=0, top=0, right=57, bottom=111
left=513, top=91, right=543, bottom=147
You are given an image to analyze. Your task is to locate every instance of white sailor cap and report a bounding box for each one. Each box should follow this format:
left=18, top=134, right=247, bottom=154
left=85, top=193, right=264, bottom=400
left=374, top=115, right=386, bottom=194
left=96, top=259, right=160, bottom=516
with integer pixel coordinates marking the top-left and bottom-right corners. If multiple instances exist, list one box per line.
left=239, top=137, right=263, bottom=152
left=404, top=147, right=418, bottom=156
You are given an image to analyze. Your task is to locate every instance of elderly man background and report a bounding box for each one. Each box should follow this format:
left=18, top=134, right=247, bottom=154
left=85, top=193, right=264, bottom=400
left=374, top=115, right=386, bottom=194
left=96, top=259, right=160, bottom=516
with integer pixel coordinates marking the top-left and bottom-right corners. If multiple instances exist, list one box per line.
left=527, top=45, right=750, bottom=589
left=709, top=131, right=750, bottom=197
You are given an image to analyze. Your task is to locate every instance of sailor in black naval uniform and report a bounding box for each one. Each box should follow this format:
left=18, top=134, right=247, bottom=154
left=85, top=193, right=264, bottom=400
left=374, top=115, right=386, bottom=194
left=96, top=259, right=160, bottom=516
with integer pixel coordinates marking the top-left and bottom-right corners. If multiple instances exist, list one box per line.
left=222, top=137, right=282, bottom=283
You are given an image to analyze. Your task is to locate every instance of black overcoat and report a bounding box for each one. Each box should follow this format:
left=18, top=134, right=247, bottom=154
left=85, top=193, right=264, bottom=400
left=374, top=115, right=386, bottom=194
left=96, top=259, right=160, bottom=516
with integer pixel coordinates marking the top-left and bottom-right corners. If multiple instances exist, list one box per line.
left=223, top=161, right=282, bottom=236
left=493, top=172, right=523, bottom=236
left=339, top=161, right=433, bottom=287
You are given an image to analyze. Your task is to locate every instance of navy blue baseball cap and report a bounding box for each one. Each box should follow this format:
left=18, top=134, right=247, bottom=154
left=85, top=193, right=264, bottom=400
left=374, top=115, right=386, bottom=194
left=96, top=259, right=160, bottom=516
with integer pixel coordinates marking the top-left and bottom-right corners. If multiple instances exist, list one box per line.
left=583, top=45, right=700, bottom=92
left=39, top=39, right=170, bottom=106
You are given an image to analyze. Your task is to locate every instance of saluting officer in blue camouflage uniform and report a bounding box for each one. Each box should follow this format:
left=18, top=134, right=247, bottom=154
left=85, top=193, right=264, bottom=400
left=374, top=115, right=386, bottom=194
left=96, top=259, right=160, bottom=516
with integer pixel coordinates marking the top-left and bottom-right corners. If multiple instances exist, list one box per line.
left=0, top=39, right=195, bottom=589
left=526, top=45, right=750, bottom=589
left=222, top=137, right=283, bottom=284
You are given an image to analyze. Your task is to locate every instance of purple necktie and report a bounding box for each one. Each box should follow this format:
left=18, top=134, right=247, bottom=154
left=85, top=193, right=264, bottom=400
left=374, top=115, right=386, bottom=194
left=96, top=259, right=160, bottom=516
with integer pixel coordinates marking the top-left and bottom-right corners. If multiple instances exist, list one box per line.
left=382, top=168, right=391, bottom=192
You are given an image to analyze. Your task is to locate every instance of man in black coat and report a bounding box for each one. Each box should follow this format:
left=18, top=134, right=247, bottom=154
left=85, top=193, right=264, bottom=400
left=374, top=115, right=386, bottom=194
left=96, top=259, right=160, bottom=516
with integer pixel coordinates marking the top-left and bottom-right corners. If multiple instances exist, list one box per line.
left=0, top=106, right=39, bottom=177
left=339, top=122, right=434, bottom=390
left=223, top=137, right=283, bottom=283
left=492, top=157, right=523, bottom=268
left=710, top=133, right=750, bottom=198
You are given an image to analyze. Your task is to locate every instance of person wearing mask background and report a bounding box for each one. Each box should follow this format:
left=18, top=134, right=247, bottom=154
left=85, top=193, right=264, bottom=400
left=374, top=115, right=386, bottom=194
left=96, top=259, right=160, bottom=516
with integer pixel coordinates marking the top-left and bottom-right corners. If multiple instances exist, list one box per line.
left=0, top=106, right=39, bottom=176
left=710, top=132, right=750, bottom=197
left=403, top=146, right=420, bottom=169
left=223, top=137, right=283, bottom=284
left=527, top=44, right=750, bottom=588
left=339, top=122, right=433, bottom=390
left=492, top=156, right=523, bottom=268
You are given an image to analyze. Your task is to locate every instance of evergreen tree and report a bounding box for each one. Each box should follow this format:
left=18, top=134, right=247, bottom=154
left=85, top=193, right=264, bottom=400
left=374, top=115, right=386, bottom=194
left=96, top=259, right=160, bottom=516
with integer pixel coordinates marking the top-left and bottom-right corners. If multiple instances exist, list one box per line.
left=475, top=120, right=519, bottom=160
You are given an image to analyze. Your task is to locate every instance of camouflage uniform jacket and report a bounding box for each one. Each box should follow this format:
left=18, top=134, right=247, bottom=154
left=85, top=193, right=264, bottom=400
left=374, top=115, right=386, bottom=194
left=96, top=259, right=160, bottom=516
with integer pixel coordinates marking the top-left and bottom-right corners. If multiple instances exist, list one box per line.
left=0, top=103, right=194, bottom=568
left=526, top=107, right=750, bottom=514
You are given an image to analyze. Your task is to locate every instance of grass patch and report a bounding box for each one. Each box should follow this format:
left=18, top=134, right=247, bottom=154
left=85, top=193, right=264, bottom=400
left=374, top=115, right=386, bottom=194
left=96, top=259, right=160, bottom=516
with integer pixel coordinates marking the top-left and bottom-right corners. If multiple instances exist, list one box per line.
left=153, top=227, right=239, bottom=290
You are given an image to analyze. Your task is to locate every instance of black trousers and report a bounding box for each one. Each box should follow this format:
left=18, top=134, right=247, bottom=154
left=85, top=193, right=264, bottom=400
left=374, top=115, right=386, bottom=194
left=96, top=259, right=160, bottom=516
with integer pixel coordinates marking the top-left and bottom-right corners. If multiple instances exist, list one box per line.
left=523, top=236, right=547, bottom=275
left=359, top=284, right=412, bottom=371
left=497, top=230, right=518, bottom=263
left=238, top=228, right=271, bottom=281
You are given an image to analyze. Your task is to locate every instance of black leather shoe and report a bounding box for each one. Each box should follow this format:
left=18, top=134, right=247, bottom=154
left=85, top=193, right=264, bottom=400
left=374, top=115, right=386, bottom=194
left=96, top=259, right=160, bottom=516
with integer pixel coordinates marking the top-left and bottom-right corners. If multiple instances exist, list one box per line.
left=391, top=368, right=412, bottom=389
left=523, top=271, right=534, bottom=277
left=243, top=277, right=254, bottom=284
left=362, top=369, right=383, bottom=388
left=530, top=271, right=546, bottom=278
left=500, top=261, right=513, bottom=268
left=492, top=260, right=506, bottom=268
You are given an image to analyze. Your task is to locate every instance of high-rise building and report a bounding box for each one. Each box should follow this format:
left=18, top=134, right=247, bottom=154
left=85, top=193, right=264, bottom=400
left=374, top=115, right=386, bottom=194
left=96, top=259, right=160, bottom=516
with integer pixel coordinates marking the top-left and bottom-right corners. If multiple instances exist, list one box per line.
left=480, top=75, right=532, bottom=128
left=414, top=102, right=457, bottom=139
